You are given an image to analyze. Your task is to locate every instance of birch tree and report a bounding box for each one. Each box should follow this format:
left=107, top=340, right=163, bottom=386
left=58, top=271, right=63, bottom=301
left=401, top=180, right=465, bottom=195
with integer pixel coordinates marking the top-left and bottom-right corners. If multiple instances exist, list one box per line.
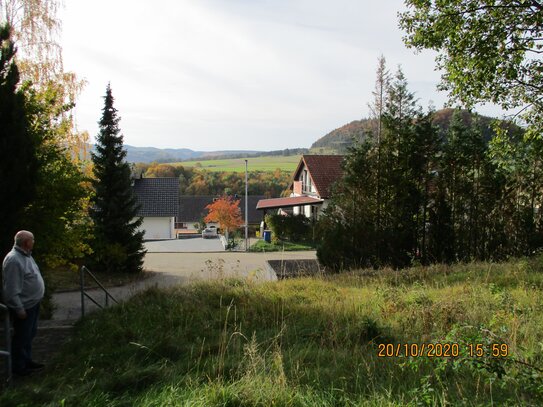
left=1, top=0, right=88, bottom=157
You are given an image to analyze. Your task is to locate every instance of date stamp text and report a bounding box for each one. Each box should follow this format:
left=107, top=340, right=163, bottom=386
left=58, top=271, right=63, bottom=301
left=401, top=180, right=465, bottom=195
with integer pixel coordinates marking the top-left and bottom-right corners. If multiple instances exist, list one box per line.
left=377, top=343, right=509, bottom=358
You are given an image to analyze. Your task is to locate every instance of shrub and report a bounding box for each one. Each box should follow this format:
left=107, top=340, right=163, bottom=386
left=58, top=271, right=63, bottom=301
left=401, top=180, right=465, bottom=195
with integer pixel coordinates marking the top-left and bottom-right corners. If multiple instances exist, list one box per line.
left=265, top=213, right=311, bottom=242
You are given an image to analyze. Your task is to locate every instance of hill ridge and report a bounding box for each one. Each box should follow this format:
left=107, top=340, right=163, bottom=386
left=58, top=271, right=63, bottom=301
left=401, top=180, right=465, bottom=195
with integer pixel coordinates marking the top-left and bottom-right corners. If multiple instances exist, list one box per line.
left=309, top=108, right=520, bottom=154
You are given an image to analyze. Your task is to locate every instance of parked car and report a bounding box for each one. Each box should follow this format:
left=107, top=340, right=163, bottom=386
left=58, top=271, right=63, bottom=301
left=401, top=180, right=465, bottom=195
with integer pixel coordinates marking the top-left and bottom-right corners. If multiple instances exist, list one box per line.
left=202, top=228, right=218, bottom=239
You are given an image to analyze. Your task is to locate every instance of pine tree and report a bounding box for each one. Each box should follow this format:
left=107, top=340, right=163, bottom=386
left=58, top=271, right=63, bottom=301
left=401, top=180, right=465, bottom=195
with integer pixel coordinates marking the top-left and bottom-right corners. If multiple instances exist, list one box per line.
left=0, top=23, right=37, bottom=257
left=380, top=67, right=420, bottom=266
left=316, top=140, right=378, bottom=270
left=410, top=111, right=440, bottom=263
left=367, top=56, right=390, bottom=249
left=90, top=84, right=145, bottom=273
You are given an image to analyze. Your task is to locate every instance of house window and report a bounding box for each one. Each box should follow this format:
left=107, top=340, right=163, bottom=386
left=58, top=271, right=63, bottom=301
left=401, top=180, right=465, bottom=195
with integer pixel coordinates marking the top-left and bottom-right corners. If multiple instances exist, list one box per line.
left=301, top=169, right=313, bottom=194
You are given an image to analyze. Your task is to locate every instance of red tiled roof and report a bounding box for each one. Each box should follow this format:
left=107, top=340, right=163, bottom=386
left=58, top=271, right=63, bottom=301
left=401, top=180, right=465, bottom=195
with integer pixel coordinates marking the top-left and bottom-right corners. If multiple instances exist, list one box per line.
left=256, top=196, right=324, bottom=210
left=293, top=155, right=344, bottom=198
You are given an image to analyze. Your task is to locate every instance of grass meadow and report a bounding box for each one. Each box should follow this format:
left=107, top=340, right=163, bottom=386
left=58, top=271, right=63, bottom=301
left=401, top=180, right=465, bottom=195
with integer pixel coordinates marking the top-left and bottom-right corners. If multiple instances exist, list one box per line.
left=172, top=155, right=301, bottom=172
left=2, top=257, right=543, bottom=406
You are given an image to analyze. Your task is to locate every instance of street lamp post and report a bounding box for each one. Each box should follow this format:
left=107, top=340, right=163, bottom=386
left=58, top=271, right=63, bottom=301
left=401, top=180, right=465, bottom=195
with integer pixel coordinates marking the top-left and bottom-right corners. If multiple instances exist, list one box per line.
left=245, top=159, right=248, bottom=251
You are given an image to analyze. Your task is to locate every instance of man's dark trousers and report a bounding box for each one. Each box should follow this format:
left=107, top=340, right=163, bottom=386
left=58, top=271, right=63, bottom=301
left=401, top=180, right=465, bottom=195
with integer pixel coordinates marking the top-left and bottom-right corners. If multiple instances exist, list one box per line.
left=10, top=302, right=40, bottom=371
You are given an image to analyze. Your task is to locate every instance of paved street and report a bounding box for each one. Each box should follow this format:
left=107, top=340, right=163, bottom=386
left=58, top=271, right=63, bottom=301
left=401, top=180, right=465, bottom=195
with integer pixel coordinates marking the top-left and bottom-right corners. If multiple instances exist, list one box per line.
left=50, top=250, right=317, bottom=322
left=144, top=237, right=224, bottom=252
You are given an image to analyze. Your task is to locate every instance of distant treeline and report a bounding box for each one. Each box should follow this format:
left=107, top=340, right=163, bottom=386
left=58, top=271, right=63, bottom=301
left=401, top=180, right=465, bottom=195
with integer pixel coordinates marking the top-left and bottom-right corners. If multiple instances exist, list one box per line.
left=132, top=162, right=291, bottom=198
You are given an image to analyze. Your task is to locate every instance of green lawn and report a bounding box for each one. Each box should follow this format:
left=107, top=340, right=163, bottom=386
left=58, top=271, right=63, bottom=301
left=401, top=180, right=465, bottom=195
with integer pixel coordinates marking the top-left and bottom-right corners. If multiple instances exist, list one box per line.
left=249, top=239, right=316, bottom=252
left=172, top=155, right=301, bottom=172
left=2, top=257, right=543, bottom=406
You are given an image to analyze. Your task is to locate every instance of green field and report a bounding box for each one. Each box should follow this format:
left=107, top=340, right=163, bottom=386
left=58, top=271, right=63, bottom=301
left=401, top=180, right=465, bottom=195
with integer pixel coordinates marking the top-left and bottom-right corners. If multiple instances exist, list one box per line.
left=173, top=155, right=301, bottom=173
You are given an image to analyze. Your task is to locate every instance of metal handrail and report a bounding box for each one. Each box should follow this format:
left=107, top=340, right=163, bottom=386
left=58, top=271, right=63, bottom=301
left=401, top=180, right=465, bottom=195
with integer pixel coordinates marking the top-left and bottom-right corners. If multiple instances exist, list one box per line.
left=80, top=266, right=119, bottom=318
left=0, top=303, right=11, bottom=386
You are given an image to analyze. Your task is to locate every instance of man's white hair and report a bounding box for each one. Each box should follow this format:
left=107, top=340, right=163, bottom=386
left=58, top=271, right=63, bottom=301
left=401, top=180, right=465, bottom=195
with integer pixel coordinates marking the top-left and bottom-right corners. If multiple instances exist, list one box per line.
left=14, top=230, right=34, bottom=247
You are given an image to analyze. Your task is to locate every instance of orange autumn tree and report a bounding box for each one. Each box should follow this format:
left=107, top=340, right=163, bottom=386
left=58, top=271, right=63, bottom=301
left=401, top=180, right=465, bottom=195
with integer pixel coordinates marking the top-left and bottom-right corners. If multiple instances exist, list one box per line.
left=204, top=196, right=243, bottom=241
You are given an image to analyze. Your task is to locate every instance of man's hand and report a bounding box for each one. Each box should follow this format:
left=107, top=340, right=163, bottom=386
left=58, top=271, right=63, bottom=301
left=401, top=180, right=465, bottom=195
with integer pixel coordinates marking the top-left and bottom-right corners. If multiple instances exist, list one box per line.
left=16, top=309, right=27, bottom=319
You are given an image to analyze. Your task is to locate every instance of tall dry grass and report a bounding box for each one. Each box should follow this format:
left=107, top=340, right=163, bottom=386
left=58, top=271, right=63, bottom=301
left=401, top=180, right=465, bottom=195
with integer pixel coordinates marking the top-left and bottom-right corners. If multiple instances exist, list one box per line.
left=1, top=256, right=542, bottom=406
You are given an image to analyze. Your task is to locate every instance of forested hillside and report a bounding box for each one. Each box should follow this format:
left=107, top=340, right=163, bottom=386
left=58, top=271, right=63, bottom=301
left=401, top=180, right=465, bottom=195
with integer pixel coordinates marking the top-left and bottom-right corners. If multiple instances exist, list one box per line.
left=310, top=108, right=521, bottom=154
left=132, top=162, right=292, bottom=198
left=310, top=119, right=374, bottom=153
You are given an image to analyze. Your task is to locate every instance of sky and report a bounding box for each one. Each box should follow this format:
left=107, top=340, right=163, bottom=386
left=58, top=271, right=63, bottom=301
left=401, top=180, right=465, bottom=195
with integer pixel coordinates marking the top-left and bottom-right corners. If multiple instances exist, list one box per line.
left=60, top=0, right=502, bottom=151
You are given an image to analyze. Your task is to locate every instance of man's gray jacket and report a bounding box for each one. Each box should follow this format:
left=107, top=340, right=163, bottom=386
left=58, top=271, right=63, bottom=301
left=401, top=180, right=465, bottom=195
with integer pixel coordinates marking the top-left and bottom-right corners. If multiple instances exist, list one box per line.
left=2, top=246, right=45, bottom=312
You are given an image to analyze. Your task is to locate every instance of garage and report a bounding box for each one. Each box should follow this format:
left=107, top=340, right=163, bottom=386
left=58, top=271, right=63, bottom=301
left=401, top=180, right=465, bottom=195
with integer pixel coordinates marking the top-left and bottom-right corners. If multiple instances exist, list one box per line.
left=132, top=177, right=178, bottom=240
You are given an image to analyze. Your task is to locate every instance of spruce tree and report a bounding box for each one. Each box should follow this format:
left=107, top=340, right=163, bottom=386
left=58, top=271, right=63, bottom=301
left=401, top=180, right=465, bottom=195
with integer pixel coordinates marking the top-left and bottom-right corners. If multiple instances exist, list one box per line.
left=0, top=23, right=37, bottom=257
left=90, top=84, right=145, bottom=273
left=381, top=67, right=420, bottom=266
left=368, top=56, right=390, bottom=250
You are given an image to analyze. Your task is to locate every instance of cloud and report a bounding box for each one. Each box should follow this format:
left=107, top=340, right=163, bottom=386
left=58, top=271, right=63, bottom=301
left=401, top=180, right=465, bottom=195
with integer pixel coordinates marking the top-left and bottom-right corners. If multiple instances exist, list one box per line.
left=60, top=0, right=502, bottom=151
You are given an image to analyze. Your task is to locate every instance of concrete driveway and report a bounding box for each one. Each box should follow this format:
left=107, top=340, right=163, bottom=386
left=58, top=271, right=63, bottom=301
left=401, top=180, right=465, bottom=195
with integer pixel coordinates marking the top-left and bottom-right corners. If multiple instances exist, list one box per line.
left=50, top=250, right=317, bottom=322
left=143, top=250, right=317, bottom=281
left=144, top=237, right=224, bottom=252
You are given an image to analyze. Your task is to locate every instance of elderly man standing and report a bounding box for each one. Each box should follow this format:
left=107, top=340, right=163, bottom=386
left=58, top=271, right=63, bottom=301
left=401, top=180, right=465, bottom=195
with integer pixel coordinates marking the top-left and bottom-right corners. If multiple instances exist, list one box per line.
left=2, top=230, right=45, bottom=376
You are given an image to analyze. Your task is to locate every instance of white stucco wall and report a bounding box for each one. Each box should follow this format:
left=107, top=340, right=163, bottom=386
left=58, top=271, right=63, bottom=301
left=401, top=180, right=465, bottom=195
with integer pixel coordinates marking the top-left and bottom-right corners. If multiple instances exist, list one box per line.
left=137, top=217, right=174, bottom=240
left=321, top=200, right=330, bottom=212
left=177, top=220, right=199, bottom=231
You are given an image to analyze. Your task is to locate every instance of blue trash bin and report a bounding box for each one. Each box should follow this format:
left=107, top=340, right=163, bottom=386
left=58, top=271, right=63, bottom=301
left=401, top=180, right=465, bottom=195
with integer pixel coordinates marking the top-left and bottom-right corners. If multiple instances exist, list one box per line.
left=263, top=230, right=272, bottom=243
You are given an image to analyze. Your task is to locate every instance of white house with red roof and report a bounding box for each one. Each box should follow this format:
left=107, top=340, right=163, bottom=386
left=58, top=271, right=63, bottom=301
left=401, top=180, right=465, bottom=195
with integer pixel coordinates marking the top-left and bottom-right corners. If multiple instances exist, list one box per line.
left=256, top=155, right=344, bottom=221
